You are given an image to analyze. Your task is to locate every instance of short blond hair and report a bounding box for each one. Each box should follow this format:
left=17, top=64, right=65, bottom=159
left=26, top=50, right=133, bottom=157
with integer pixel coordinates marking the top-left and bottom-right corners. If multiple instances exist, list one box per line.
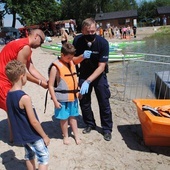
left=5, top=60, right=26, bottom=83
left=81, top=18, right=97, bottom=29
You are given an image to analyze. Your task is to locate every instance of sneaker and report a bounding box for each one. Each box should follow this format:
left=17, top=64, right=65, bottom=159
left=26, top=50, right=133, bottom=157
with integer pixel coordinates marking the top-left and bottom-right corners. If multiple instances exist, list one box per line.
left=103, top=133, right=112, bottom=141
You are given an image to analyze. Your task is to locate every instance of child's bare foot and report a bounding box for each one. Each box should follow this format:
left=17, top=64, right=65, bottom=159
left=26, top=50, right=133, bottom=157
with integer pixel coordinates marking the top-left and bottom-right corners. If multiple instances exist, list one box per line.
left=63, top=137, right=70, bottom=145
left=75, top=137, right=81, bottom=145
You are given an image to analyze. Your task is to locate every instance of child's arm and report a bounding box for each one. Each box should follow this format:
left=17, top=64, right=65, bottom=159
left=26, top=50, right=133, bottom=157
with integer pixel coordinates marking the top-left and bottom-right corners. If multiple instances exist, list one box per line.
left=21, top=95, right=50, bottom=146
left=48, top=65, right=62, bottom=109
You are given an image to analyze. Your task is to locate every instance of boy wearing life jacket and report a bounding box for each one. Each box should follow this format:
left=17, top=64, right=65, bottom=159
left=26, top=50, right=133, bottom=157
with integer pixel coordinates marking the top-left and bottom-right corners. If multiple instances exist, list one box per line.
left=48, top=42, right=91, bottom=145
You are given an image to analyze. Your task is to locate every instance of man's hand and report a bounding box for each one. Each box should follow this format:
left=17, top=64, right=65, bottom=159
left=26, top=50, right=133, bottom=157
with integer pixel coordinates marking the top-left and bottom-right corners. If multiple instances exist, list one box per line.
left=80, top=80, right=91, bottom=95
left=83, top=50, right=92, bottom=59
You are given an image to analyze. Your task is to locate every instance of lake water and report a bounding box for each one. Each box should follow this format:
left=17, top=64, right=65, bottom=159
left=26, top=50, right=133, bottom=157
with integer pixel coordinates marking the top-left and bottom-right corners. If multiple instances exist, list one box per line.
left=112, top=34, right=170, bottom=100
left=124, top=34, right=170, bottom=55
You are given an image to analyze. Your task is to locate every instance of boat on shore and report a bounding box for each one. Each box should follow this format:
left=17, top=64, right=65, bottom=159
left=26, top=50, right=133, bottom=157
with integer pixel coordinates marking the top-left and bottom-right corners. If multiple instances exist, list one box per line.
left=41, top=44, right=61, bottom=54
left=133, top=99, right=170, bottom=146
left=41, top=41, right=145, bottom=62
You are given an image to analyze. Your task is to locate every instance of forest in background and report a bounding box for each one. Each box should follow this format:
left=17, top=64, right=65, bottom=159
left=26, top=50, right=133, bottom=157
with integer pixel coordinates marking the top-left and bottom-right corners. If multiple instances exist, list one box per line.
left=0, top=0, right=170, bottom=29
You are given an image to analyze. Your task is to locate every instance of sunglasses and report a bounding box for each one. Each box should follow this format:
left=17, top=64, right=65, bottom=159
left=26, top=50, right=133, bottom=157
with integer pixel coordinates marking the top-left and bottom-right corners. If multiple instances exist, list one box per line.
left=37, top=34, right=44, bottom=44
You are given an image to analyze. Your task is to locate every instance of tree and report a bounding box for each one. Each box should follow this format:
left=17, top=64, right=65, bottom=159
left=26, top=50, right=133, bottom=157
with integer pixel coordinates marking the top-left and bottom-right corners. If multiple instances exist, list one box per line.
left=0, top=0, right=61, bottom=27
left=138, top=0, right=170, bottom=22
left=102, top=0, right=137, bottom=12
left=60, top=0, right=138, bottom=31
left=60, top=0, right=111, bottom=30
left=1, top=0, right=169, bottom=29
left=17, top=0, right=61, bottom=26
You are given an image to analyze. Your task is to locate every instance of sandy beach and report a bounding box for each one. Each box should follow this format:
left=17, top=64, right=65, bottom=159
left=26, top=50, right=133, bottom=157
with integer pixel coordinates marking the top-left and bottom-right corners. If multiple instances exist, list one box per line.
left=1, top=26, right=170, bottom=170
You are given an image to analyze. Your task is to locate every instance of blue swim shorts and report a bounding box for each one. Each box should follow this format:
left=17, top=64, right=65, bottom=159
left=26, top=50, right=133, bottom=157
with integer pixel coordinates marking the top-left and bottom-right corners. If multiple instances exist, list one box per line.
left=24, top=139, right=49, bottom=165
left=55, top=99, right=79, bottom=120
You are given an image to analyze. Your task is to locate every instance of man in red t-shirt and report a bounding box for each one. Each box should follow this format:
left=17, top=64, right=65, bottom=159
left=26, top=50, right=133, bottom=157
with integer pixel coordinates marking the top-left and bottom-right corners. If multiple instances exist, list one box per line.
left=0, top=29, right=48, bottom=142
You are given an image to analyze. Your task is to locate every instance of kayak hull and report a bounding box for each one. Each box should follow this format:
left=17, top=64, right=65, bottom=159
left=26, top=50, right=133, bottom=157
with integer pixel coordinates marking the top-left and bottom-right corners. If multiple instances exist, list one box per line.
left=133, top=99, right=170, bottom=146
left=41, top=44, right=61, bottom=54
left=41, top=41, right=145, bottom=62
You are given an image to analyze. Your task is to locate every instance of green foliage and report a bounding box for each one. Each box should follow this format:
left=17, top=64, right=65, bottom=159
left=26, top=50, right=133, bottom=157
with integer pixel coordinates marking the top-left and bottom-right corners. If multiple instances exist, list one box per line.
left=155, top=0, right=170, bottom=6
left=0, top=0, right=170, bottom=28
left=61, top=0, right=101, bottom=29
left=138, top=1, right=155, bottom=20
left=138, top=0, right=170, bottom=21
left=18, top=0, right=61, bottom=26
left=158, top=26, right=170, bottom=34
left=0, top=0, right=61, bottom=27
left=100, top=0, right=138, bottom=12
left=61, top=0, right=138, bottom=29
left=61, top=0, right=100, bottom=20
left=150, top=26, right=170, bottom=38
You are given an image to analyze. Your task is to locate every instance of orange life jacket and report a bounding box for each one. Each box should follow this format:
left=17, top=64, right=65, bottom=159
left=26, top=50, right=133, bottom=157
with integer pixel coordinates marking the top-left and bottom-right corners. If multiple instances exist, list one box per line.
left=52, top=59, right=79, bottom=102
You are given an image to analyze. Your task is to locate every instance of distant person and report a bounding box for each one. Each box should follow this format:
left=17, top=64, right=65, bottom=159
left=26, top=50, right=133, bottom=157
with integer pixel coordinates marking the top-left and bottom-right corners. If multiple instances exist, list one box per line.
left=122, top=26, right=127, bottom=39
left=119, top=26, right=122, bottom=38
left=56, top=29, right=60, bottom=38
left=99, top=27, right=104, bottom=37
left=108, top=26, right=113, bottom=39
left=0, top=29, right=48, bottom=143
left=132, top=25, right=137, bottom=38
left=70, top=23, right=75, bottom=36
left=115, top=26, right=120, bottom=38
left=5, top=60, right=50, bottom=170
left=73, top=18, right=113, bottom=141
left=48, top=42, right=91, bottom=145
left=163, top=15, right=167, bottom=26
left=111, top=26, right=114, bottom=38
left=60, top=27, right=68, bottom=44
left=126, top=25, right=131, bottom=39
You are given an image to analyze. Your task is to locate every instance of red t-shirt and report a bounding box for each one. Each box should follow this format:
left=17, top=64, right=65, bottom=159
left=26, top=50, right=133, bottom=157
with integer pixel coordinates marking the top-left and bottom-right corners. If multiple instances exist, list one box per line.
left=0, top=38, right=31, bottom=111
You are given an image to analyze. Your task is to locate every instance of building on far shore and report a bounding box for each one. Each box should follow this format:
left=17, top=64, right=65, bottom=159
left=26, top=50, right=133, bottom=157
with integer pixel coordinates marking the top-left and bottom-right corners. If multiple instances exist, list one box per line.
left=157, top=6, right=170, bottom=25
left=95, top=10, right=138, bottom=30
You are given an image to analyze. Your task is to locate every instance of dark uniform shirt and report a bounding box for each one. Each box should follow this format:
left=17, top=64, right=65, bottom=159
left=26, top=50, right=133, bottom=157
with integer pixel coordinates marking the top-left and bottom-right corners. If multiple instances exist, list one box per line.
left=73, top=34, right=109, bottom=79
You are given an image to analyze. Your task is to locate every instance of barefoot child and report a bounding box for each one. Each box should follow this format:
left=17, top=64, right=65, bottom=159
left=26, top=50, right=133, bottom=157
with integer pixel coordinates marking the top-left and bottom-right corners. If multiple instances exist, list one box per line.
left=48, top=42, right=84, bottom=145
left=5, top=60, right=50, bottom=170
left=48, top=42, right=92, bottom=144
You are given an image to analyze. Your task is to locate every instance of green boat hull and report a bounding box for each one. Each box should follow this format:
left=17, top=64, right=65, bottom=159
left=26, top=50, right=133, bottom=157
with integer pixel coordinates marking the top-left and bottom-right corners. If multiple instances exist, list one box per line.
left=41, top=41, right=145, bottom=61
left=109, top=54, right=144, bottom=62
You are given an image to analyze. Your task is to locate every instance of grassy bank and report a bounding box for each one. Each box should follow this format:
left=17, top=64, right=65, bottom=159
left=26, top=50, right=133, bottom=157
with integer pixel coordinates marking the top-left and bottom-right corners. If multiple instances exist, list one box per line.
left=151, top=26, right=170, bottom=37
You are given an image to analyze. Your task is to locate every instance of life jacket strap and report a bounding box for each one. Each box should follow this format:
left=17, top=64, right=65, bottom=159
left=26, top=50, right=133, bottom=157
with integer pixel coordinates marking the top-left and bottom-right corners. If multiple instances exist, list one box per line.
left=44, top=90, right=49, bottom=113
left=54, top=89, right=80, bottom=93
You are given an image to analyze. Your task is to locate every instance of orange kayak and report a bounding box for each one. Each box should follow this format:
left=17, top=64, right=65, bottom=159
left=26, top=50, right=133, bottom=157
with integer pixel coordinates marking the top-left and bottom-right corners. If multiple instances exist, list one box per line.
left=133, top=99, right=170, bottom=146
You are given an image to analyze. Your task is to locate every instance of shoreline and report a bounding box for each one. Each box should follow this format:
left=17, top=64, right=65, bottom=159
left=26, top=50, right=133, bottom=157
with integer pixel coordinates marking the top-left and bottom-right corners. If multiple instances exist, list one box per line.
left=50, top=26, right=162, bottom=44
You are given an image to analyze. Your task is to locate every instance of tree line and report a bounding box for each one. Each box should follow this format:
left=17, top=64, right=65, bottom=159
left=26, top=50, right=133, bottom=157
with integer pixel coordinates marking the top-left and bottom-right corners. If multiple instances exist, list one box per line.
left=0, top=0, right=169, bottom=29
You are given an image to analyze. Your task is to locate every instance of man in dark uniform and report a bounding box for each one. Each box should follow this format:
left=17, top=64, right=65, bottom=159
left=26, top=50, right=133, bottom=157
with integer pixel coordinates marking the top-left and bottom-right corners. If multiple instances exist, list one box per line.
left=73, top=18, right=113, bottom=141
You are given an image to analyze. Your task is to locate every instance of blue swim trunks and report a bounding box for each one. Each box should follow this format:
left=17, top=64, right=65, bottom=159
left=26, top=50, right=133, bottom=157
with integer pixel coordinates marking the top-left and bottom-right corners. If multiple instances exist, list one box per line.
left=55, top=99, right=79, bottom=120
left=24, top=139, right=49, bottom=165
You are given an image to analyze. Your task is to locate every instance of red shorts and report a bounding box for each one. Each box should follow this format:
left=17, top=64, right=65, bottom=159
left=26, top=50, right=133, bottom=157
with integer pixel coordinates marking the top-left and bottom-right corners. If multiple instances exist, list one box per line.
left=0, top=82, right=11, bottom=112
